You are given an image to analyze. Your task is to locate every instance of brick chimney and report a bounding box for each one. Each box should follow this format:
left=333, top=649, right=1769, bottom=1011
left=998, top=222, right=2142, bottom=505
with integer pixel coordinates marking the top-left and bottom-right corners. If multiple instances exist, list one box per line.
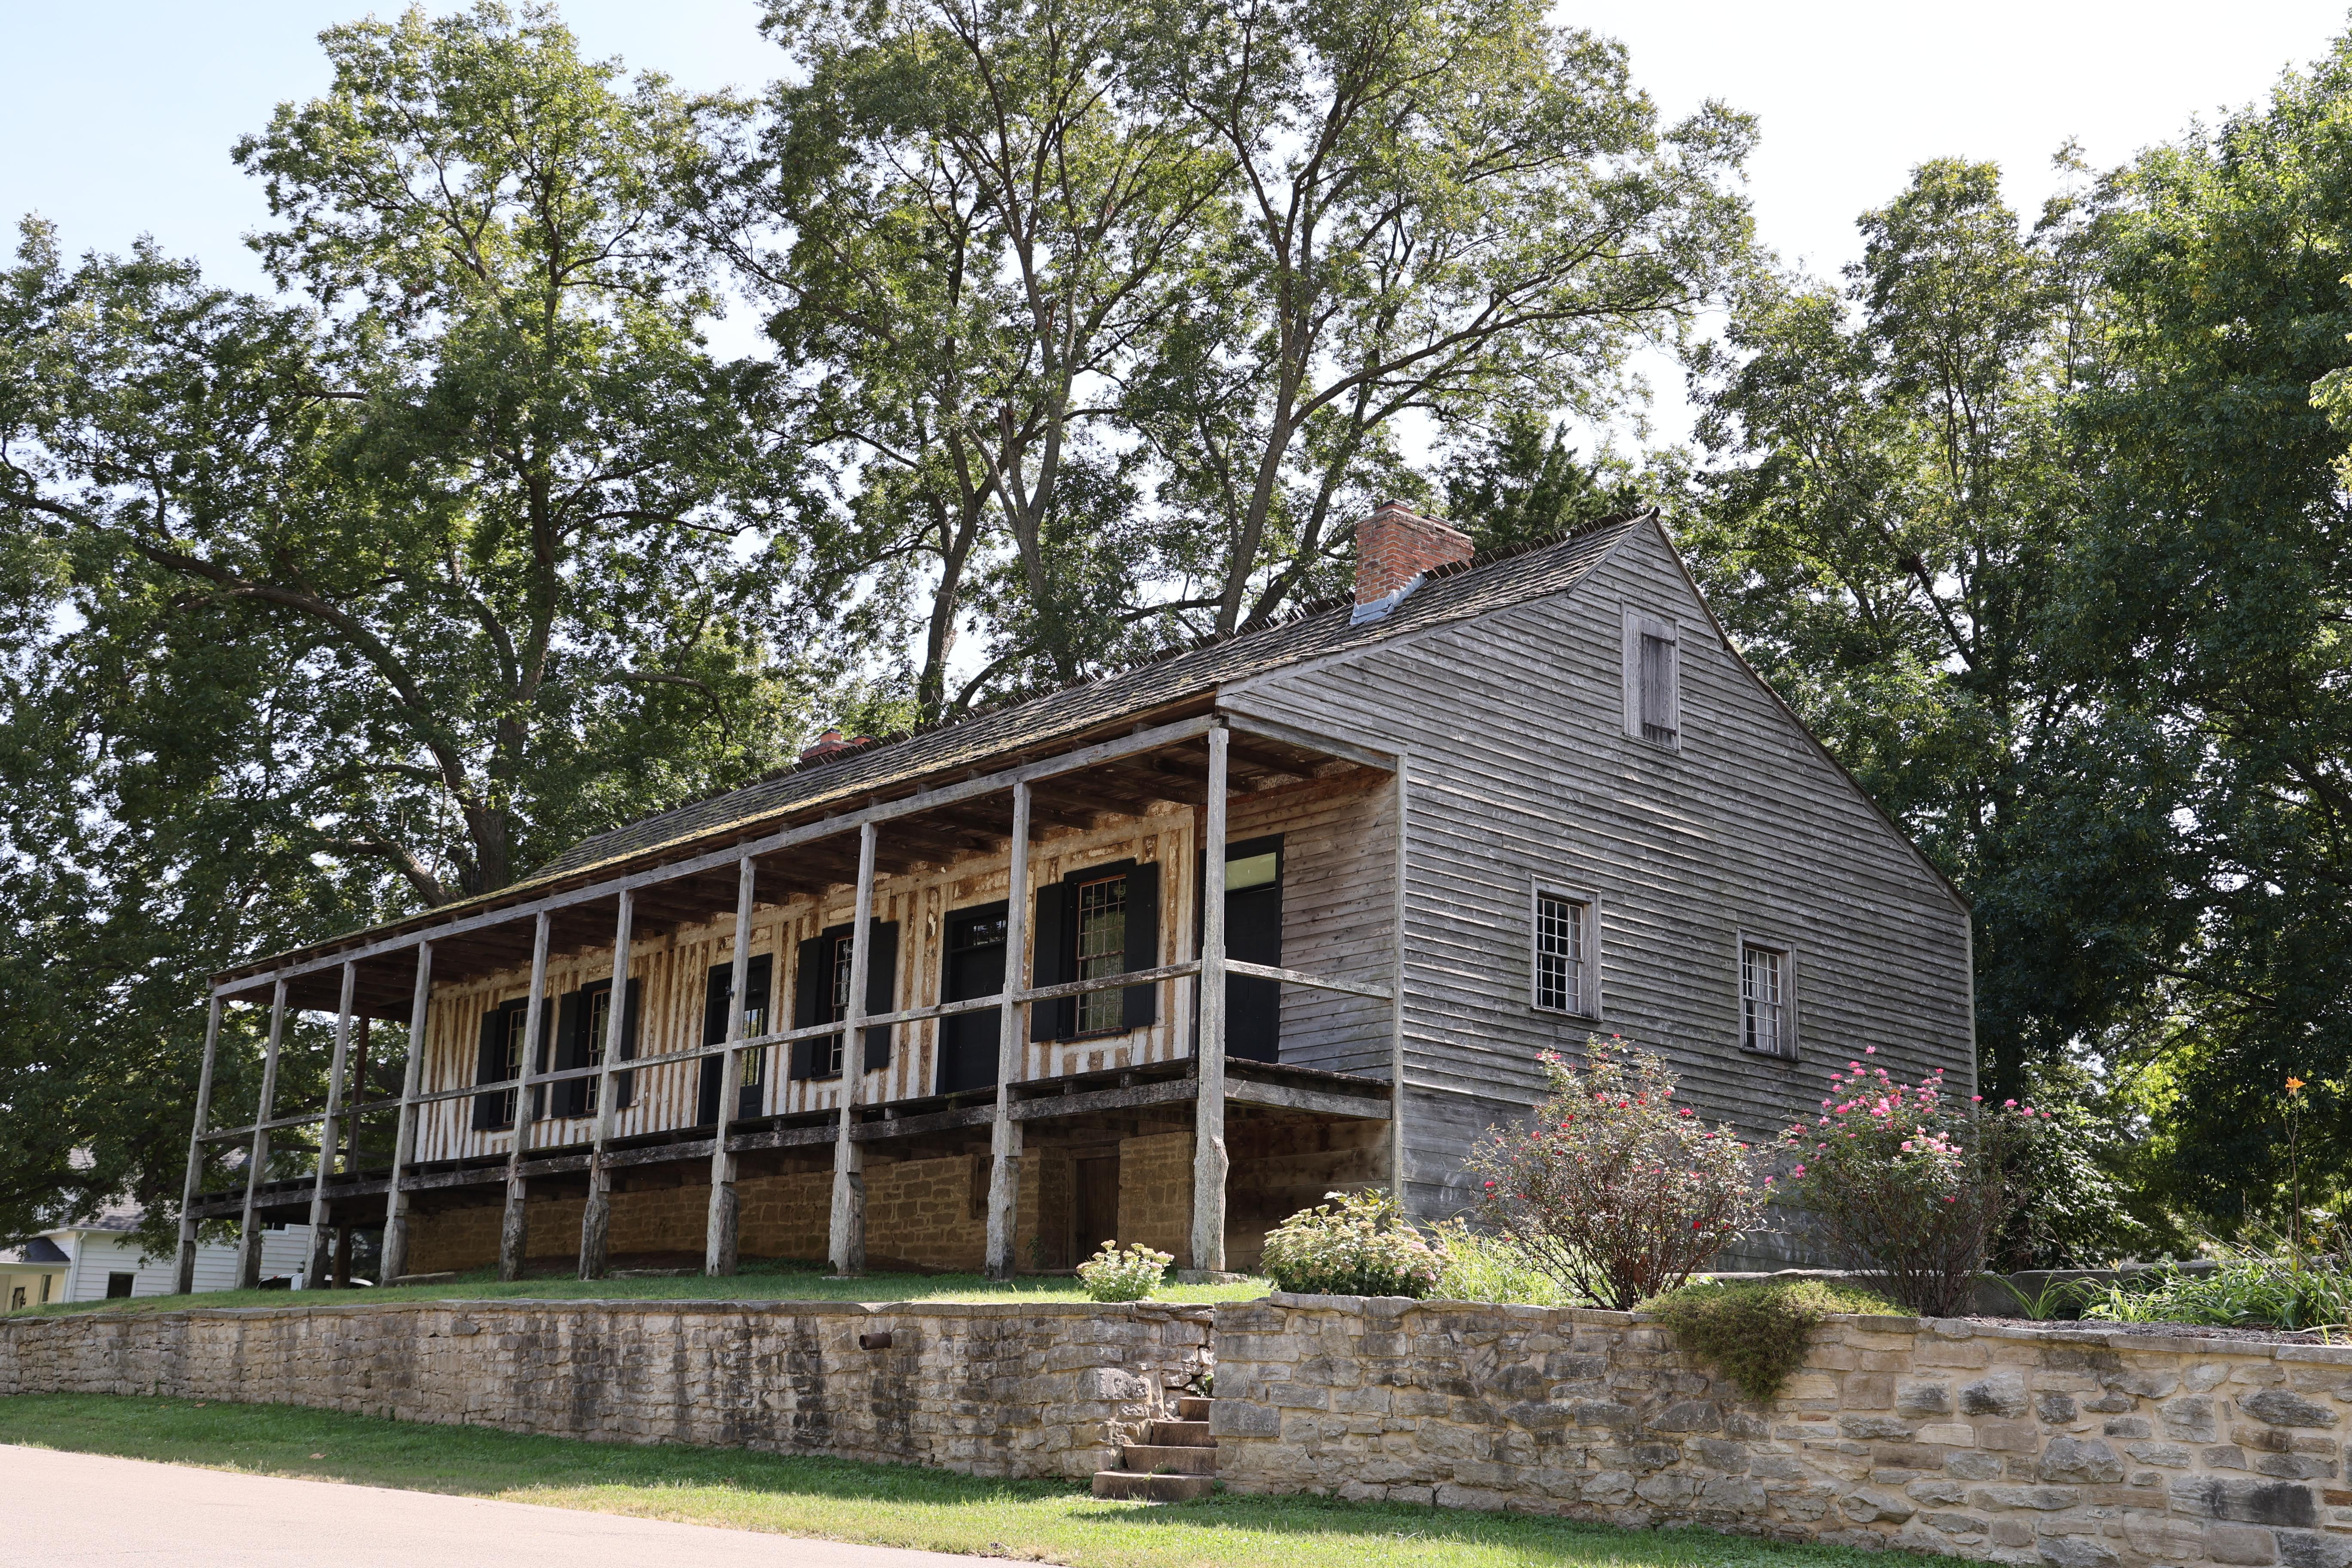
left=1354, top=501, right=1473, bottom=606
left=799, top=727, right=872, bottom=764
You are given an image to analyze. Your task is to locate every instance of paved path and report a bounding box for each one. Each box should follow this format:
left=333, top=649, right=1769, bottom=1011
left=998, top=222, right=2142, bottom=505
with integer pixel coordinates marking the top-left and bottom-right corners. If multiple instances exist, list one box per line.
left=4, top=1444, right=992, bottom=1567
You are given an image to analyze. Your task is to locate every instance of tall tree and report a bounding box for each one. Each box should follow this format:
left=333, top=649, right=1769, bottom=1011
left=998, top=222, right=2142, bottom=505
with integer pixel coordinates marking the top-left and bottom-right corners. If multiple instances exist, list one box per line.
left=1135, top=0, right=1752, bottom=633
left=0, top=4, right=826, bottom=1238
left=2066, top=48, right=2352, bottom=1221
left=723, top=0, right=1227, bottom=709
left=1683, top=159, right=2162, bottom=1104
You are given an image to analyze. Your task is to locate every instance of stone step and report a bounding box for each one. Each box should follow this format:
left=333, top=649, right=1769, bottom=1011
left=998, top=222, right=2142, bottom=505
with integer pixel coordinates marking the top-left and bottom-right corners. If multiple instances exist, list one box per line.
left=1092, top=1470, right=1215, bottom=1502
left=1145, top=1418, right=1215, bottom=1448
left=1121, top=1442, right=1216, bottom=1475
left=1176, top=1395, right=1213, bottom=1421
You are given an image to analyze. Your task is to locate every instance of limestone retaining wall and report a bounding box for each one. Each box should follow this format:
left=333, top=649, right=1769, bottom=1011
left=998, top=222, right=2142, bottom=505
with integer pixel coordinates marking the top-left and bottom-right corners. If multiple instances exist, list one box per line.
left=1213, top=1294, right=2352, bottom=1568
left=0, top=1298, right=1210, bottom=1479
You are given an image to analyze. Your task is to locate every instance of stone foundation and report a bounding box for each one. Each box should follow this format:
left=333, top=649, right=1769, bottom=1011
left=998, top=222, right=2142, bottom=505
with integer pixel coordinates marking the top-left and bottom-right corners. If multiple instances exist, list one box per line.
left=0, top=1298, right=1210, bottom=1478
left=404, top=1157, right=1041, bottom=1275
left=1215, top=1294, right=2352, bottom=1568
left=18, top=1286, right=2332, bottom=1568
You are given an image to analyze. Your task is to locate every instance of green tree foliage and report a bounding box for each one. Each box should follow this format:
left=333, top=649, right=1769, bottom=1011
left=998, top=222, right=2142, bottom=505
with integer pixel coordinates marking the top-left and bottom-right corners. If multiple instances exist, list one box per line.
left=1685, top=159, right=2143, bottom=1103
left=720, top=0, right=1749, bottom=712
left=1692, top=45, right=2352, bottom=1228
left=0, top=5, right=832, bottom=1241
left=2069, top=51, right=2352, bottom=1225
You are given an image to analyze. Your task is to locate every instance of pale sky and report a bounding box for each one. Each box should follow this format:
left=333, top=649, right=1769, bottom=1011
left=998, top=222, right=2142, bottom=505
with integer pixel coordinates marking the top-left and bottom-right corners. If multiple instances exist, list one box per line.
left=3, top=1, right=2346, bottom=442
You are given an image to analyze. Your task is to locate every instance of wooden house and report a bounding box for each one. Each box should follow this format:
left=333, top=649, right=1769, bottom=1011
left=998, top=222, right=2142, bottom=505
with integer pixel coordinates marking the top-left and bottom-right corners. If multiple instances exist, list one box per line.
left=175, top=505, right=1975, bottom=1289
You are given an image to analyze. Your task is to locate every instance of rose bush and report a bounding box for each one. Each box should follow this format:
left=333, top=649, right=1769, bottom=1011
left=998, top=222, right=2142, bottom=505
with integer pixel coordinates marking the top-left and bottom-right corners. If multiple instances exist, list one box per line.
left=1465, top=1039, right=1767, bottom=1309
left=1778, top=1050, right=2044, bottom=1315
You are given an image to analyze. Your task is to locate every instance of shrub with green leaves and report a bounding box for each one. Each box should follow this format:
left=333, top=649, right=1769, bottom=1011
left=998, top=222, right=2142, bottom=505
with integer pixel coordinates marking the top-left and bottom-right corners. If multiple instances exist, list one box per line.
left=1465, top=1040, right=1767, bottom=1310
left=1642, top=1278, right=1903, bottom=1401
left=1427, top=1220, right=1575, bottom=1305
left=2078, top=1226, right=2352, bottom=1332
left=1075, top=1242, right=1171, bottom=1302
left=1261, top=1190, right=1442, bottom=1298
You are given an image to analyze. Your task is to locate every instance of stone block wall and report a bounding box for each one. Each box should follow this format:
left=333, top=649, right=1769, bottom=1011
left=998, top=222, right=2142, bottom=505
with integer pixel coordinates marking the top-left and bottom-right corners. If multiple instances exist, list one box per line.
left=0, top=1298, right=1210, bottom=1479
left=1214, top=1294, right=2352, bottom=1568
left=404, top=1158, right=1045, bottom=1275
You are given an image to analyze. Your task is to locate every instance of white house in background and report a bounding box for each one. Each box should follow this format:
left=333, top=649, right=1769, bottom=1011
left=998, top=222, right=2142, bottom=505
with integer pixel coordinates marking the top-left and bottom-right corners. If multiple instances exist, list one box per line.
left=28, top=1208, right=316, bottom=1302
left=1, top=1237, right=68, bottom=1311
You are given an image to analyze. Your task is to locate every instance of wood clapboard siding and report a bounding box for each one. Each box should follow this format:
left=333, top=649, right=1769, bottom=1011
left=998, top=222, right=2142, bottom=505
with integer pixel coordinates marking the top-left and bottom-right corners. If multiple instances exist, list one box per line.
left=1225, top=520, right=1975, bottom=1222
left=413, top=810, right=1201, bottom=1164
left=1230, top=777, right=1395, bottom=1077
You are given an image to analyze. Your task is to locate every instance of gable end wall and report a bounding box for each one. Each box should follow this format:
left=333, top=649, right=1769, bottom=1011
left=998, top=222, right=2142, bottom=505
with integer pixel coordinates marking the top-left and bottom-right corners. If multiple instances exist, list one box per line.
left=1227, top=522, right=1975, bottom=1257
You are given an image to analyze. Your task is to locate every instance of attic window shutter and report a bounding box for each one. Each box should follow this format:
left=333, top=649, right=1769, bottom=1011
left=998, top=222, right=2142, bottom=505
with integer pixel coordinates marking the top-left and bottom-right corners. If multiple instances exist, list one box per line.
left=1622, top=608, right=1681, bottom=749
left=862, top=919, right=900, bottom=1071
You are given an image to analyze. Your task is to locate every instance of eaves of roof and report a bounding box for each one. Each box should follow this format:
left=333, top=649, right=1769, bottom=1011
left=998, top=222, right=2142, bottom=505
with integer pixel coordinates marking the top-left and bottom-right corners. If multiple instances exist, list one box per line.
left=213, top=516, right=1643, bottom=985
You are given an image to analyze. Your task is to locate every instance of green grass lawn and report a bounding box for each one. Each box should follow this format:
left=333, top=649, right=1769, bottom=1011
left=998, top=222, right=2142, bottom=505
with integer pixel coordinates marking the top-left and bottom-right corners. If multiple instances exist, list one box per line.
left=22, top=1264, right=1272, bottom=1317
left=0, top=1394, right=1960, bottom=1568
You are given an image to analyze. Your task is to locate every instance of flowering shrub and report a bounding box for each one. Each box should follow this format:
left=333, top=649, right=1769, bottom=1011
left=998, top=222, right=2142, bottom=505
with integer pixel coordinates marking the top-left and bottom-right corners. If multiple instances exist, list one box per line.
left=1076, top=1241, right=1172, bottom=1302
left=1777, top=1050, right=2043, bottom=1316
left=1465, top=1040, right=1768, bottom=1310
left=1260, top=1189, right=1443, bottom=1297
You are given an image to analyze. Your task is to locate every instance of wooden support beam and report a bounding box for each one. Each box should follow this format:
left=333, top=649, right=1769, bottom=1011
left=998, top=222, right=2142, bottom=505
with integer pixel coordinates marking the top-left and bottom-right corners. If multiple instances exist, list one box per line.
left=236, top=978, right=288, bottom=1290
left=303, top=961, right=358, bottom=1287
left=174, top=996, right=224, bottom=1296
left=985, top=782, right=1031, bottom=1281
left=829, top=823, right=878, bottom=1274
left=578, top=890, right=634, bottom=1279
left=706, top=854, right=755, bottom=1277
left=499, top=912, right=552, bottom=1282
left=378, top=943, right=433, bottom=1283
left=1389, top=762, right=1411, bottom=1207
left=1190, top=724, right=1230, bottom=1275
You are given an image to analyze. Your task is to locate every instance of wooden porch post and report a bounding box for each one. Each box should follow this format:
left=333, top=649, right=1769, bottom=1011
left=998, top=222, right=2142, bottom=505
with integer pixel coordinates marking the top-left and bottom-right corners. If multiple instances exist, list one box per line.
left=303, top=961, right=358, bottom=1286
left=706, top=854, right=756, bottom=1276
left=499, top=912, right=553, bottom=1282
left=984, top=782, right=1031, bottom=1280
left=236, top=977, right=289, bottom=1289
left=174, top=995, right=224, bottom=1296
left=579, top=889, right=634, bottom=1279
left=1388, top=758, right=1411, bottom=1207
left=828, top=823, right=879, bottom=1275
left=1189, top=723, right=1230, bottom=1274
left=379, top=941, right=433, bottom=1284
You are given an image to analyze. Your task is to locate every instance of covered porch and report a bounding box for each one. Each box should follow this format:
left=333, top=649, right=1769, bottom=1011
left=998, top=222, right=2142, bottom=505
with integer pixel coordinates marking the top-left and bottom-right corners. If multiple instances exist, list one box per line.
left=178, top=707, right=1407, bottom=1288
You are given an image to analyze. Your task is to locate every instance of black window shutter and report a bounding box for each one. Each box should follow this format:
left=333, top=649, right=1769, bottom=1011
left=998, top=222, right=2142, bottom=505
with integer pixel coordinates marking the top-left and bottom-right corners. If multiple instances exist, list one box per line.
left=862, top=919, right=900, bottom=1071
left=1122, top=861, right=1161, bottom=1029
left=738, top=952, right=772, bottom=1119
left=471, top=1006, right=508, bottom=1130
left=698, top=960, right=731, bottom=1125
left=1030, top=882, right=1071, bottom=1041
left=790, top=934, right=827, bottom=1079
left=614, top=977, right=643, bottom=1109
left=541, top=990, right=577, bottom=1122
left=557, top=989, right=590, bottom=1118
